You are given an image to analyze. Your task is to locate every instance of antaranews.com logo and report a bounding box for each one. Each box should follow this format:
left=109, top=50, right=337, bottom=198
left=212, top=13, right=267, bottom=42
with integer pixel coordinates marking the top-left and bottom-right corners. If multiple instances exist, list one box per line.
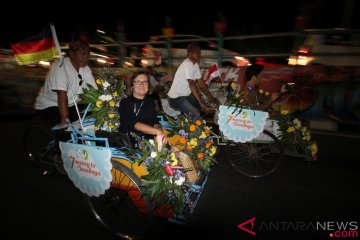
left=238, top=217, right=358, bottom=238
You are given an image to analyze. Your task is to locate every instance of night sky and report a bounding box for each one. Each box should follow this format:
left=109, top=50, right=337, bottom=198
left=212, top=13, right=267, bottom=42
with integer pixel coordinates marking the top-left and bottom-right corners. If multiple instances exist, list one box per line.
left=1, top=0, right=359, bottom=48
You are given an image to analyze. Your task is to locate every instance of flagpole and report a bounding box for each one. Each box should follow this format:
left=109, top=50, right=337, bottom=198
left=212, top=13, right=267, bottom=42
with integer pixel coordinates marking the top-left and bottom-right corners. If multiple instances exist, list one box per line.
left=50, top=23, right=63, bottom=66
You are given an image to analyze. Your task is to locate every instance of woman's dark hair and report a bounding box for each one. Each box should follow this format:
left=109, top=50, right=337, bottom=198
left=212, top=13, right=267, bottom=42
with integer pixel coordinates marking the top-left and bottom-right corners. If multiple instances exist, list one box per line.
left=130, top=69, right=149, bottom=82
left=245, top=64, right=263, bottom=81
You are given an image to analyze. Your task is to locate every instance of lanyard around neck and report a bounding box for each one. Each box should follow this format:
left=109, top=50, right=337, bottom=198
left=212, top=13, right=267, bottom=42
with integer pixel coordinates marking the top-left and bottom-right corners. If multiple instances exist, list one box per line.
left=133, top=99, right=144, bottom=117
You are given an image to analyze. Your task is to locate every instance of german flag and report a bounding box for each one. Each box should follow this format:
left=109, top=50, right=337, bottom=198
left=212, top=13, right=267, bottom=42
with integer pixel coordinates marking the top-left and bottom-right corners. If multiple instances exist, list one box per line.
left=11, top=28, right=58, bottom=65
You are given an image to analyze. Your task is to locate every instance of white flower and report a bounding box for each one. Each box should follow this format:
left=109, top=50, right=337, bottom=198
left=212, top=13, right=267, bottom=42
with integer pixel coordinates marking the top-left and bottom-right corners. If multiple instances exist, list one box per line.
left=174, top=176, right=186, bottom=186
left=99, top=94, right=113, bottom=101
left=149, top=139, right=154, bottom=145
left=150, top=151, right=157, bottom=158
left=102, top=81, right=110, bottom=89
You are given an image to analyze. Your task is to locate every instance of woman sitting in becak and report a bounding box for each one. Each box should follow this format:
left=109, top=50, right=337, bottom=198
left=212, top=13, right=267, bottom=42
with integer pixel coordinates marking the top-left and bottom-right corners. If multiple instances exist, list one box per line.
left=118, top=69, right=167, bottom=147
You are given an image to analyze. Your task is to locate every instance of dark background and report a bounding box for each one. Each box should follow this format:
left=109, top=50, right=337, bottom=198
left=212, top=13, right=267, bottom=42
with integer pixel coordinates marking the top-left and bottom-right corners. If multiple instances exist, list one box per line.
left=1, top=0, right=359, bottom=47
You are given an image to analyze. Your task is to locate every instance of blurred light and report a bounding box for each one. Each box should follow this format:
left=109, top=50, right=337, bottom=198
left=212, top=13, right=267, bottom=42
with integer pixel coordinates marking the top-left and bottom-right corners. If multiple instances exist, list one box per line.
left=96, top=29, right=105, bottom=34
left=97, top=59, right=107, bottom=64
left=39, top=61, right=50, bottom=66
left=91, top=52, right=109, bottom=58
left=124, top=61, right=133, bottom=67
left=141, top=59, right=149, bottom=67
left=234, top=56, right=249, bottom=66
left=96, top=59, right=114, bottom=65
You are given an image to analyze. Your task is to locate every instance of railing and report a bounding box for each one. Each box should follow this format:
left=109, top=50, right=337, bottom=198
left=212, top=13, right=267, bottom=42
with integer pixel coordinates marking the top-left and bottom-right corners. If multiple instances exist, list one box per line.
left=2, top=28, right=360, bottom=67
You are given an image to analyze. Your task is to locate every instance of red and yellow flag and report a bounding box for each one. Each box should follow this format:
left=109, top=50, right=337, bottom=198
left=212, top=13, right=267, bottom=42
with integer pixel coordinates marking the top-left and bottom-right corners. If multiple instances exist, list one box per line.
left=11, top=28, right=58, bottom=65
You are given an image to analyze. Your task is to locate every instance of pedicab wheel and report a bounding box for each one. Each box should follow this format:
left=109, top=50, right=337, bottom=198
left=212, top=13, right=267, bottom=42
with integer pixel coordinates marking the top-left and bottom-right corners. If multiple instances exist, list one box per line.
left=85, top=160, right=154, bottom=240
left=225, top=130, right=283, bottom=178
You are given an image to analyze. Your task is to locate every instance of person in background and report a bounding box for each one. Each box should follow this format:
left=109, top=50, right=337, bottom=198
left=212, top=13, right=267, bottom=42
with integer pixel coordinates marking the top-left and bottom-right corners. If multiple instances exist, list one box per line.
left=34, top=35, right=97, bottom=127
left=167, top=42, right=216, bottom=119
left=243, top=64, right=275, bottom=110
left=118, top=69, right=166, bottom=145
left=245, top=64, right=264, bottom=91
left=147, top=66, right=161, bottom=94
left=147, top=66, right=163, bottom=113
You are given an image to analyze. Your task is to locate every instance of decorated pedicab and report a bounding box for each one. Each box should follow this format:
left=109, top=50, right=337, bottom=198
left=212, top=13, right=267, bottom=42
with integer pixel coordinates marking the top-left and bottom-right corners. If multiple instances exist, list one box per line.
left=51, top=68, right=218, bottom=239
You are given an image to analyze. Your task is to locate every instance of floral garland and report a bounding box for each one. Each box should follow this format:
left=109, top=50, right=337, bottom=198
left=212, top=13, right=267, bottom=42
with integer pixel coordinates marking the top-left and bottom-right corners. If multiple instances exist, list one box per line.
left=79, top=68, right=126, bottom=132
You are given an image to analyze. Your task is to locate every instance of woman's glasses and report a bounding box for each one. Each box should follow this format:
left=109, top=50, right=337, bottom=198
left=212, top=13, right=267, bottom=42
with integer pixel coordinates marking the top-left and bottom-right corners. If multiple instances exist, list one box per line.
left=78, top=74, right=83, bottom=86
left=133, top=80, right=149, bottom=86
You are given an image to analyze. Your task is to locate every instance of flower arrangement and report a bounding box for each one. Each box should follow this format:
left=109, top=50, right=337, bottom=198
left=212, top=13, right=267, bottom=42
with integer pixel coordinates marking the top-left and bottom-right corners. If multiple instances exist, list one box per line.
left=125, top=115, right=218, bottom=214
left=131, top=135, right=190, bottom=214
left=273, top=110, right=318, bottom=161
left=79, top=68, right=126, bottom=132
left=225, top=81, right=272, bottom=112
left=166, top=114, right=217, bottom=174
left=224, top=81, right=319, bottom=161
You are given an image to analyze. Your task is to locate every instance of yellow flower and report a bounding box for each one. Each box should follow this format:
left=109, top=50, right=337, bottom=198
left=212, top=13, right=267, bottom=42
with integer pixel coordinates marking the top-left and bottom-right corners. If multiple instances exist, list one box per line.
left=209, top=146, right=217, bottom=156
left=310, top=143, right=318, bottom=154
left=170, top=153, right=178, bottom=166
left=235, top=93, right=240, bottom=98
left=112, top=92, right=118, bottom=97
left=189, top=138, right=198, bottom=147
left=96, top=101, right=103, bottom=108
left=108, top=113, right=115, bottom=119
left=265, top=91, right=270, bottom=96
left=281, top=110, right=289, bottom=115
left=287, top=126, right=295, bottom=133
left=199, top=131, right=206, bottom=139
left=259, top=89, right=264, bottom=94
left=231, top=82, right=236, bottom=90
left=240, top=99, right=244, bottom=103
left=108, top=123, right=115, bottom=129
left=96, top=79, right=102, bottom=85
left=108, top=100, right=115, bottom=107
left=302, top=135, right=311, bottom=141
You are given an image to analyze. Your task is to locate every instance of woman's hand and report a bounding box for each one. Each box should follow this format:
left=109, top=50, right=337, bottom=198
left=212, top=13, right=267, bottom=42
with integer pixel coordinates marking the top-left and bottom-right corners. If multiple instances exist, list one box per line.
left=155, top=130, right=167, bottom=151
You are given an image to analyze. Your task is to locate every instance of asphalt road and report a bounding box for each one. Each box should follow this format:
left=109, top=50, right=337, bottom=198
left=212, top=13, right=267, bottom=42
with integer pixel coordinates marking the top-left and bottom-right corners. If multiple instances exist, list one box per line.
left=4, top=115, right=360, bottom=239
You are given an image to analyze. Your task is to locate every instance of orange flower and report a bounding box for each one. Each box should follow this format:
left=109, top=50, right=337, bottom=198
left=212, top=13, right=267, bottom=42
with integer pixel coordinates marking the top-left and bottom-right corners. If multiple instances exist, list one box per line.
left=196, top=120, right=202, bottom=126
left=179, top=137, right=187, bottom=144
left=197, top=152, right=204, bottom=158
left=206, top=142, right=212, bottom=148
left=189, top=124, right=196, bottom=132
left=187, top=145, right=193, bottom=151
left=204, top=127, right=210, bottom=135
